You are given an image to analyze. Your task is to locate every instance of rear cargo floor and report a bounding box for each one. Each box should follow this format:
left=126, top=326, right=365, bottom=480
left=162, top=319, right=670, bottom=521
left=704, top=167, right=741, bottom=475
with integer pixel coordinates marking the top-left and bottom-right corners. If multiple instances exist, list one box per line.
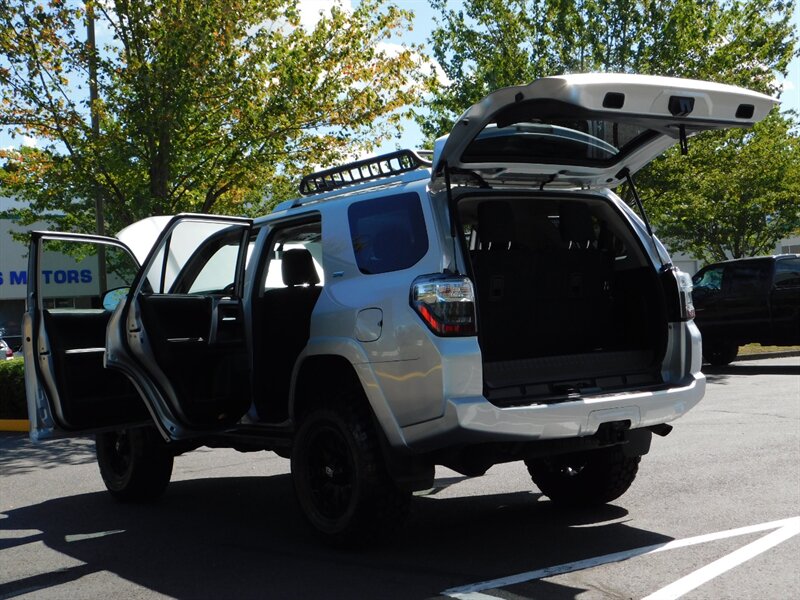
left=484, top=349, right=660, bottom=406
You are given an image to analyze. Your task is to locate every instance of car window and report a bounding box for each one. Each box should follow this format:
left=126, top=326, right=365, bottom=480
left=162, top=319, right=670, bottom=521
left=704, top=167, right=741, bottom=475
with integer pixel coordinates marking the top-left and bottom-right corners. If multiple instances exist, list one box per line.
left=39, top=239, right=138, bottom=310
left=348, top=192, right=428, bottom=274
left=143, top=221, right=249, bottom=295
left=693, top=266, right=724, bottom=292
left=723, top=262, right=771, bottom=295
left=774, top=258, right=800, bottom=288
left=261, top=221, right=324, bottom=291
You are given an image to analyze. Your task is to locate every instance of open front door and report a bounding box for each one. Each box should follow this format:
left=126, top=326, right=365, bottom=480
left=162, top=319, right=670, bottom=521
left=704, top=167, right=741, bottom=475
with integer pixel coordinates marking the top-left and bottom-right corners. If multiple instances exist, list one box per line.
left=24, top=232, right=148, bottom=440
left=106, top=214, right=253, bottom=440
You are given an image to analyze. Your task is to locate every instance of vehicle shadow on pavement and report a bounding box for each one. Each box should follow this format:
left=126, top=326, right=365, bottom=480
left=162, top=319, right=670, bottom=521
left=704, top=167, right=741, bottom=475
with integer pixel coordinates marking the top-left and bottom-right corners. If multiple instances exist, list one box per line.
left=0, top=474, right=673, bottom=600
left=704, top=363, right=800, bottom=384
left=0, top=434, right=96, bottom=476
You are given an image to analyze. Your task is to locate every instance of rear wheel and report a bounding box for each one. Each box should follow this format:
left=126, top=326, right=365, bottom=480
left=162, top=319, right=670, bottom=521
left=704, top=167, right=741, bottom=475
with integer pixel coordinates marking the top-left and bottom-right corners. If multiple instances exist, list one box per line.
left=291, top=405, right=410, bottom=546
left=96, top=427, right=173, bottom=502
left=704, top=342, right=739, bottom=366
left=526, top=446, right=640, bottom=507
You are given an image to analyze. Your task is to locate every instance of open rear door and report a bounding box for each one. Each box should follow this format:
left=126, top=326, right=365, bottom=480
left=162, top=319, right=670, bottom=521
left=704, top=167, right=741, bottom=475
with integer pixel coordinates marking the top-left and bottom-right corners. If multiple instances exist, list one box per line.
left=105, top=214, right=253, bottom=440
left=24, top=232, right=148, bottom=440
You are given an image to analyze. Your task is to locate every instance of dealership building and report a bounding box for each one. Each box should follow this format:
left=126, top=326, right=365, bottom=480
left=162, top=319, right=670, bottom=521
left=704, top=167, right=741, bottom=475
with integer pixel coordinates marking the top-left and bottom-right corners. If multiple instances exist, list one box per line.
left=1, top=196, right=112, bottom=348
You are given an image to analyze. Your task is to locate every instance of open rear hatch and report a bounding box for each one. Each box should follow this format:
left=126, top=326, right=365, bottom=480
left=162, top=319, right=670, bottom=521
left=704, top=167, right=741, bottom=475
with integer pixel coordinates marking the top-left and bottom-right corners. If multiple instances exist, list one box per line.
left=432, top=73, right=775, bottom=188
left=436, top=74, right=775, bottom=405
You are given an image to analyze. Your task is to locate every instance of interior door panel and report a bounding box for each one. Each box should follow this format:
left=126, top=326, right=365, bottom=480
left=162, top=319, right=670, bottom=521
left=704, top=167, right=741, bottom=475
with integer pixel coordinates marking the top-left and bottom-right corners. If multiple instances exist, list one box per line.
left=24, top=232, right=149, bottom=438
left=41, top=310, right=148, bottom=430
left=137, top=295, right=250, bottom=427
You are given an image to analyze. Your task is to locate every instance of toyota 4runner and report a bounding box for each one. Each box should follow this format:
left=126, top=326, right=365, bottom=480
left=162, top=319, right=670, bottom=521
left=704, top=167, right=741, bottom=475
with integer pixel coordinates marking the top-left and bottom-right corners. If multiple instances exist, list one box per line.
left=23, top=74, right=776, bottom=544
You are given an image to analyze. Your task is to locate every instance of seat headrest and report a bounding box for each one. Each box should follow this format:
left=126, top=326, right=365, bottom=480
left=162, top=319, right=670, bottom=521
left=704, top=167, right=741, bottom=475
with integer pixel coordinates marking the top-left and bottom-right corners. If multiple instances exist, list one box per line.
left=477, top=201, right=515, bottom=247
left=559, top=203, right=596, bottom=248
left=281, top=248, right=320, bottom=287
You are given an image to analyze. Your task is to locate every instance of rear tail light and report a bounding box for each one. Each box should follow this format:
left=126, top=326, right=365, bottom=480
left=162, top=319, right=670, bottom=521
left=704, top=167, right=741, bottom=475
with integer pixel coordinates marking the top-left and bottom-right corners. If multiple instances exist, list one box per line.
left=411, top=275, right=476, bottom=336
left=676, top=270, right=695, bottom=320
left=661, top=267, right=695, bottom=321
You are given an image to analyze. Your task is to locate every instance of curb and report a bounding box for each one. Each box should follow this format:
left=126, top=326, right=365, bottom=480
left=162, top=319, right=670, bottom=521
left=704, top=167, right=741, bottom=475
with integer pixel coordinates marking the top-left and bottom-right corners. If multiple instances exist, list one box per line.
left=0, top=419, right=29, bottom=432
left=734, top=350, right=800, bottom=362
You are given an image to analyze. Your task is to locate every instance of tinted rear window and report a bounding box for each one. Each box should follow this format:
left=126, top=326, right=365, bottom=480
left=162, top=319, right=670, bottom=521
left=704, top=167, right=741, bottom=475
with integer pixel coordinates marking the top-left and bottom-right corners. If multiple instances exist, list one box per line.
left=348, top=193, right=428, bottom=274
left=775, top=258, right=800, bottom=287
left=461, top=99, right=657, bottom=166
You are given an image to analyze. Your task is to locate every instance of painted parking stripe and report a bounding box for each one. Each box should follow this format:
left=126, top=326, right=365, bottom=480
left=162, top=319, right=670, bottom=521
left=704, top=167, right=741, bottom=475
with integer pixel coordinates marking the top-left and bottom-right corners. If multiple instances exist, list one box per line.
left=643, top=517, right=800, bottom=600
left=443, top=516, right=800, bottom=599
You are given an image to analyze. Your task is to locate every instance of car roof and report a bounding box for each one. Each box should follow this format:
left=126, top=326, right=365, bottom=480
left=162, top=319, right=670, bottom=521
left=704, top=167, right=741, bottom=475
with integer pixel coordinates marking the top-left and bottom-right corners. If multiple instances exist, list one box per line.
left=698, top=254, right=800, bottom=269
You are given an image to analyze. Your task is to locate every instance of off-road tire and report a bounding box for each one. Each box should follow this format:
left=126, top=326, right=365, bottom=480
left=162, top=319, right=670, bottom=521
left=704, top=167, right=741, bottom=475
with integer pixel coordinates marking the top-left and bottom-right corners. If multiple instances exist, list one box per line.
left=703, top=342, right=739, bottom=366
left=291, top=404, right=411, bottom=547
left=526, top=446, right=640, bottom=507
left=96, top=427, right=174, bottom=502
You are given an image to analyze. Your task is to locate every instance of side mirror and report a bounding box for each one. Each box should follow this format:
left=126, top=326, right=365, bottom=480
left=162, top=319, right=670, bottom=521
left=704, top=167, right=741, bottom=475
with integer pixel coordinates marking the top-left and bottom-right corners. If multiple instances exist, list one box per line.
left=102, top=287, right=129, bottom=311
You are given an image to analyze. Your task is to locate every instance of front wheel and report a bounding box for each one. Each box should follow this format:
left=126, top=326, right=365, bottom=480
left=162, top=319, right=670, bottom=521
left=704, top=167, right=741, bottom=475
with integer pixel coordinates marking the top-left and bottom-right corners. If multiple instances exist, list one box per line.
left=526, top=446, right=640, bottom=507
left=291, top=405, right=410, bottom=546
left=96, top=427, right=174, bottom=502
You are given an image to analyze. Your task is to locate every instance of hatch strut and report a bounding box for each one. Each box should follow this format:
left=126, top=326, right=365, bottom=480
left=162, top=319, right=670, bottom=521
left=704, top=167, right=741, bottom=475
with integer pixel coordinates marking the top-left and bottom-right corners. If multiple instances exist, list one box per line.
left=442, top=162, right=462, bottom=274
left=619, top=168, right=665, bottom=266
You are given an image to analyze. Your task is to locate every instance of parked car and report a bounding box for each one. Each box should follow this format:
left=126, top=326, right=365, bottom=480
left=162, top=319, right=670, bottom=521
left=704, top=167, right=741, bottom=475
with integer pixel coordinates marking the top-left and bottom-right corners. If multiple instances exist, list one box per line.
left=692, top=254, right=800, bottom=365
left=1, top=338, right=14, bottom=360
left=23, top=74, right=775, bottom=545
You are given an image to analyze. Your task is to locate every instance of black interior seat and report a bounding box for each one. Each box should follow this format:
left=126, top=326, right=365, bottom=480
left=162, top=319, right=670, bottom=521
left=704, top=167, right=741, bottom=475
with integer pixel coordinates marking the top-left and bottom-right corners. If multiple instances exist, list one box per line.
left=254, top=248, right=322, bottom=421
left=552, top=202, right=613, bottom=351
left=472, top=201, right=534, bottom=360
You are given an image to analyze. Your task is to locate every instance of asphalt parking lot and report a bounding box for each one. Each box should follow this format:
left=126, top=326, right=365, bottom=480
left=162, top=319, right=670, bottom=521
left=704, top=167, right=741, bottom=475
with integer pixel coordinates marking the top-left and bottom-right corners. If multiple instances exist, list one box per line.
left=1, top=356, right=798, bottom=600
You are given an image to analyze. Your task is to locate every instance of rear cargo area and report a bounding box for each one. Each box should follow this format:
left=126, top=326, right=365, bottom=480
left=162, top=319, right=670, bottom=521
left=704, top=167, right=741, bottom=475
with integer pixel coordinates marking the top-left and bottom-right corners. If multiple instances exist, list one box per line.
left=458, top=194, right=668, bottom=406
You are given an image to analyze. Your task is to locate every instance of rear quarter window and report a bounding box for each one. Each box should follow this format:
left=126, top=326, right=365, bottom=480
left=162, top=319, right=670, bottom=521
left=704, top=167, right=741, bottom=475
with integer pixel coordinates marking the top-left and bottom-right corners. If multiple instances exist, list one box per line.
left=348, top=192, right=428, bottom=274
left=774, top=258, right=800, bottom=288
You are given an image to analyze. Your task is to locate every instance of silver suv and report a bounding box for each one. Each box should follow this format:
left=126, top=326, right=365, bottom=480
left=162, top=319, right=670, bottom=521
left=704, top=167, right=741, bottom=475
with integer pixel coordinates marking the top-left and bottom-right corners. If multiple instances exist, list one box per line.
left=23, top=74, right=775, bottom=544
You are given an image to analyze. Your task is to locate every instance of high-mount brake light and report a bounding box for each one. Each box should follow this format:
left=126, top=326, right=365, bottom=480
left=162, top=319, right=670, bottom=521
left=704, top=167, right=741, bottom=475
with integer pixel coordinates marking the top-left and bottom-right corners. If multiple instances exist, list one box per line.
left=411, top=276, right=476, bottom=336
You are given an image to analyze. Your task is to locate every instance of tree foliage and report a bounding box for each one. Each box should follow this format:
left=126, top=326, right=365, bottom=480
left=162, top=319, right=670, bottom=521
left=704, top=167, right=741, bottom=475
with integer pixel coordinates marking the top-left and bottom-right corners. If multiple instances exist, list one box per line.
left=424, top=0, right=798, bottom=261
left=0, top=0, right=426, bottom=233
left=424, top=0, right=796, bottom=139
left=637, top=112, right=800, bottom=263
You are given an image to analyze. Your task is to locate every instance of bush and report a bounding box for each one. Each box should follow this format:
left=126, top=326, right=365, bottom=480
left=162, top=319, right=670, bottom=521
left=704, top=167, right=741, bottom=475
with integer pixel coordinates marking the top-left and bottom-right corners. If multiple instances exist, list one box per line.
left=0, top=359, right=27, bottom=419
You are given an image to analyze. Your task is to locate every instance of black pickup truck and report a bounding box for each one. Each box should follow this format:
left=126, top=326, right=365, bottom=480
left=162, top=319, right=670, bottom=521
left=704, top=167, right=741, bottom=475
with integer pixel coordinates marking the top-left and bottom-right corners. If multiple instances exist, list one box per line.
left=692, top=254, right=800, bottom=365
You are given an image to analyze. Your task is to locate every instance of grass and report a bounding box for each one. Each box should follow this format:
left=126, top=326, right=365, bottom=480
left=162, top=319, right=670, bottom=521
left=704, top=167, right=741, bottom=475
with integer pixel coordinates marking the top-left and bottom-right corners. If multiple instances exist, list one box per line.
left=738, top=343, right=800, bottom=356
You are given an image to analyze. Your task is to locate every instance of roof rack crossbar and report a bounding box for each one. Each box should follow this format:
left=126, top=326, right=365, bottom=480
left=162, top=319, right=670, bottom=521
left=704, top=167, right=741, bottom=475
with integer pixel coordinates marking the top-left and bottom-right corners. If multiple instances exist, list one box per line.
left=299, top=149, right=432, bottom=196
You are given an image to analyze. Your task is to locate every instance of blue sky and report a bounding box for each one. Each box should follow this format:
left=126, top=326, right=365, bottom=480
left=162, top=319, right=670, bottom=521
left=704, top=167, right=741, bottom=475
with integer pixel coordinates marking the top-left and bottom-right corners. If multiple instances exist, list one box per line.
left=3, top=0, right=799, bottom=154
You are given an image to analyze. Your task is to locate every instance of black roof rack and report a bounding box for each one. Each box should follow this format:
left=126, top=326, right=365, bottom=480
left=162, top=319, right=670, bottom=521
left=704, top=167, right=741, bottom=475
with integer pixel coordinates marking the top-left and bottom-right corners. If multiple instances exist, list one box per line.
left=298, top=149, right=432, bottom=196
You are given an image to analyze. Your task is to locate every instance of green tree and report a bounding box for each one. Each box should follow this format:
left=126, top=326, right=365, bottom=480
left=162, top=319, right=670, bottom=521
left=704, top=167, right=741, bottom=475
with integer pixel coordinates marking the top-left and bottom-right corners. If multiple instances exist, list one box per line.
left=423, top=0, right=796, bottom=139
left=637, top=111, right=800, bottom=263
left=0, top=0, right=426, bottom=233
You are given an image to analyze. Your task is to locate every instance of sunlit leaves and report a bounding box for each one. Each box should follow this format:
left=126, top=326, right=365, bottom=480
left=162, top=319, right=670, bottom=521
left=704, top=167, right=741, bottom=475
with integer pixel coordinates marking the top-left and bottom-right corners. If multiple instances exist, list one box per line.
left=638, top=111, right=800, bottom=263
left=0, top=0, right=427, bottom=233
left=423, top=0, right=796, bottom=140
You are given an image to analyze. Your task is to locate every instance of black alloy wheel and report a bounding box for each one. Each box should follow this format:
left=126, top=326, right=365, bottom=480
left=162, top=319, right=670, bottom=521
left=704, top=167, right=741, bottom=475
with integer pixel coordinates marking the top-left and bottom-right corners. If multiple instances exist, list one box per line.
left=291, top=405, right=410, bottom=546
left=96, top=427, right=174, bottom=502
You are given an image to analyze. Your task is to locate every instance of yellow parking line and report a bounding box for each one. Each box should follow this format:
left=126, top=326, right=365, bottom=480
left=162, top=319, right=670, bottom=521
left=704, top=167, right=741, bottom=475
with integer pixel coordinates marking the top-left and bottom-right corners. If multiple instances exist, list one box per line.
left=0, top=419, right=29, bottom=432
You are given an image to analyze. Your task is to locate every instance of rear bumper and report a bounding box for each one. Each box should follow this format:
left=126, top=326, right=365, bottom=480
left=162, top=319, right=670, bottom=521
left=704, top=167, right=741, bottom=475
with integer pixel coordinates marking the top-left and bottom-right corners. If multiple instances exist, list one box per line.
left=400, top=373, right=705, bottom=451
